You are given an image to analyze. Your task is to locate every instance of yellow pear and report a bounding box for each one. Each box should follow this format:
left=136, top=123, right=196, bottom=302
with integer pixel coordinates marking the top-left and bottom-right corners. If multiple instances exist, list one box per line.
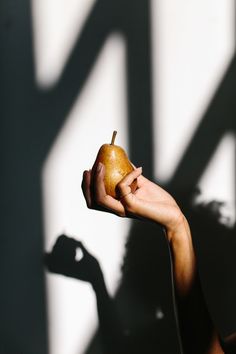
left=92, top=131, right=137, bottom=199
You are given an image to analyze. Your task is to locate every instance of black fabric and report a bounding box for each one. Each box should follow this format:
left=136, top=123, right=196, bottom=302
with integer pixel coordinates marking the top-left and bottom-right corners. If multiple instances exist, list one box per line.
left=184, top=201, right=236, bottom=339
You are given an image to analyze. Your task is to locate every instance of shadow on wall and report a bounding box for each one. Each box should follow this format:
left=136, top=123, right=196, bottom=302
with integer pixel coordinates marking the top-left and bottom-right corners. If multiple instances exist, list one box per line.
left=0, top=0, right=235, bottom=353
left=45, top=226, right=180, bottom=354
left=46, top=198, right=236, bottom=354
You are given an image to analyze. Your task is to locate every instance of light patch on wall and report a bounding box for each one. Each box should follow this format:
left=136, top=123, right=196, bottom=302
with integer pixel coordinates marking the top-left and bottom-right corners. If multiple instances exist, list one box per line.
left=198, top=133, right=235, bottom=225
left=31, top=0, right=95, bottom=87
left=42, top=34, right=129, bottom=354
left=152, top=0, right=235, bottom=183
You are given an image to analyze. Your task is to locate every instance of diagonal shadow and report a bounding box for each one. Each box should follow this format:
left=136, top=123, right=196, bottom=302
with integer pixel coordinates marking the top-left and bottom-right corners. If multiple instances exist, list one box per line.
left=1, top=0, right=235, bottom=353
left=166, top=51, right=236, bottom=338
left=168, top=55, right=236, bottom=196
left=1, top=0, right=155, bottom=353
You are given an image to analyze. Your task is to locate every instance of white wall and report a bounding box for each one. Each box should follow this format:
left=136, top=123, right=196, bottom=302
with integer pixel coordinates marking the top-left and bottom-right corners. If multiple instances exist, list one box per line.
left=31, top=1, right=235, bottom=353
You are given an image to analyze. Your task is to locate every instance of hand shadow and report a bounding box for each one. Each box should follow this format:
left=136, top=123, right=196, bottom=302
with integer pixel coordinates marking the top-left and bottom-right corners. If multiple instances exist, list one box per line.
left=45, top=235, right=126, bottom=354
left=45, top=234, right=104, bottom=288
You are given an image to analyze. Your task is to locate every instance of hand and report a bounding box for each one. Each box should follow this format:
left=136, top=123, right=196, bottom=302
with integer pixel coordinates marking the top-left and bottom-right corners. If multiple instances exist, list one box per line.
left=45, top=235, right=104, bottom=286
left=82, top=163, right=184, bottom=233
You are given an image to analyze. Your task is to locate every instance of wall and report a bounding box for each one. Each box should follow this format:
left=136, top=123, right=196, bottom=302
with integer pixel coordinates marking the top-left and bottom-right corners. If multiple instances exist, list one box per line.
left=1, top=1, right=235, bottom=353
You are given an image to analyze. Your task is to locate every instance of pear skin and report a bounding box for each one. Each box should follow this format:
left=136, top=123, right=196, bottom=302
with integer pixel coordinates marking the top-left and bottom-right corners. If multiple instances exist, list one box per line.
left=92, top=131, right=137, bottom=199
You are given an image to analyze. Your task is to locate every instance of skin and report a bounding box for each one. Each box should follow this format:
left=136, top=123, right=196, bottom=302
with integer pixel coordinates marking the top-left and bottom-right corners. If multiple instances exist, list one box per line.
left=82, top=162, right=224, bottom=353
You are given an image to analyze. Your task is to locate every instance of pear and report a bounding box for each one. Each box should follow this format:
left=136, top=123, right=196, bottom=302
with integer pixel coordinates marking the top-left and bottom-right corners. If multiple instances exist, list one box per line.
left=92, top=131, right=137, bottom=199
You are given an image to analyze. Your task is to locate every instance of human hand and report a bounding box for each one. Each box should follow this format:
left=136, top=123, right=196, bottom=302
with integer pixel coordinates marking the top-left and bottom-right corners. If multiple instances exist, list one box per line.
left=82, top=163, right=184, bottom=233
left=82, top=165, right=195, bottom=299
left=45, top=235, right=104, bottom=287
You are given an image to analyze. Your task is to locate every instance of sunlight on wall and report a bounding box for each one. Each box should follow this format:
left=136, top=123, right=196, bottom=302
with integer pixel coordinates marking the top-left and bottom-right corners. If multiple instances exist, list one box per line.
left=152, top=0, right=235, bottom=222
left=31, top=1, right=236, bottom=354
left=32, top=0, right=95, bottom=87
left=31, top=2, right=132, bottom=353
left=41, top=34, right=129, bottom=354
left=199, top=133, right=235, bottom=225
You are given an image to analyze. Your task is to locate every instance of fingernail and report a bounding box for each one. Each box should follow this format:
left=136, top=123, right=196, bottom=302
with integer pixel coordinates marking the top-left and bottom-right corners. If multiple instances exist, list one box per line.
left=137, top=166, right=142, bottom=172
left=97, top=162, right=103, bottom=172
left=83, top=170, right=90, bottom=178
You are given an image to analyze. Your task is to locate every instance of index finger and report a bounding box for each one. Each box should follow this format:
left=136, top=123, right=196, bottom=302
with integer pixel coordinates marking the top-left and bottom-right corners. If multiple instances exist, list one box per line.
left=116, top=167, right=142, bottom=197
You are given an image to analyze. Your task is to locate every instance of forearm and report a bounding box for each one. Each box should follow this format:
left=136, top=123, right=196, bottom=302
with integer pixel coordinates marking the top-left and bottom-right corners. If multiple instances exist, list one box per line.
left=165, top=215, right=197, bottom=297
left=164, top=215, right=223, bottom=354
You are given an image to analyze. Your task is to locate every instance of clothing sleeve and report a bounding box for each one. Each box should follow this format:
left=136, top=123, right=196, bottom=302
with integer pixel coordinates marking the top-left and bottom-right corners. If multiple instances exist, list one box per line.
left=189, top=210, right=236, bottom=339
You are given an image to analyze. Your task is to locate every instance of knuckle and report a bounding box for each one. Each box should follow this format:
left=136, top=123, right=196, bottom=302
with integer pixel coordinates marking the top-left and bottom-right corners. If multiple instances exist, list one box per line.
left=117, top=181, right=126, bottom=191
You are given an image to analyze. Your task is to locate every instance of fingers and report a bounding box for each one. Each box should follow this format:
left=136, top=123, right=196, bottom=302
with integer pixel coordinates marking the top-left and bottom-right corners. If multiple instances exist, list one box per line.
left=116, top=167, right=142, bottom=198
left=121, top=166, right=142, bottom=185
left=92, top=163, right=126, bottom=216
left=49, top=235, right=82, bottom=258
left=76, top=240, right=89, bottom=256
left=97, top=164, right=126, bottom=215
left=93, top=162, right=107, bottom=205
left=81, top=170, right=92, bottom=208
left=112, top=167, right=141, bottom=214
left=82, top=163, right=142, bottom=217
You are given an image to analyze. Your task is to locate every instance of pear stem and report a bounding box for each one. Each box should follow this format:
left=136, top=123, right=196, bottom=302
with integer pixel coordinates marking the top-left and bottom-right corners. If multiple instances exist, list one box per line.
left=111, top=130, right=117, bottom=145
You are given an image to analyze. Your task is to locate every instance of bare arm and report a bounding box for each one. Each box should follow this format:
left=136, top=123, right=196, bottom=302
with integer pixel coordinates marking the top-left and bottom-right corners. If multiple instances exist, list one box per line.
left=82, top=163, right=224, bottom=353
left=166, top=218, right=223, bottom=354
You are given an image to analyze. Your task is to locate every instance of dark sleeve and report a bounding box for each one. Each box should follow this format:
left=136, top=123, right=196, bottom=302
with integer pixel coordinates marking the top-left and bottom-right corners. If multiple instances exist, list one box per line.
left=220, top=335, right=236, bottom=354
left=190, top=211, right=236, bottom=339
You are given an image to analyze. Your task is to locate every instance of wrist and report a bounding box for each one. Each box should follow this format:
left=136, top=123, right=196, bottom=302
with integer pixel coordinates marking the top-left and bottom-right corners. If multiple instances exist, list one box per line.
left=165, top=214, right=197, bottom=296
left=165, top=212, right=188, bottom=243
